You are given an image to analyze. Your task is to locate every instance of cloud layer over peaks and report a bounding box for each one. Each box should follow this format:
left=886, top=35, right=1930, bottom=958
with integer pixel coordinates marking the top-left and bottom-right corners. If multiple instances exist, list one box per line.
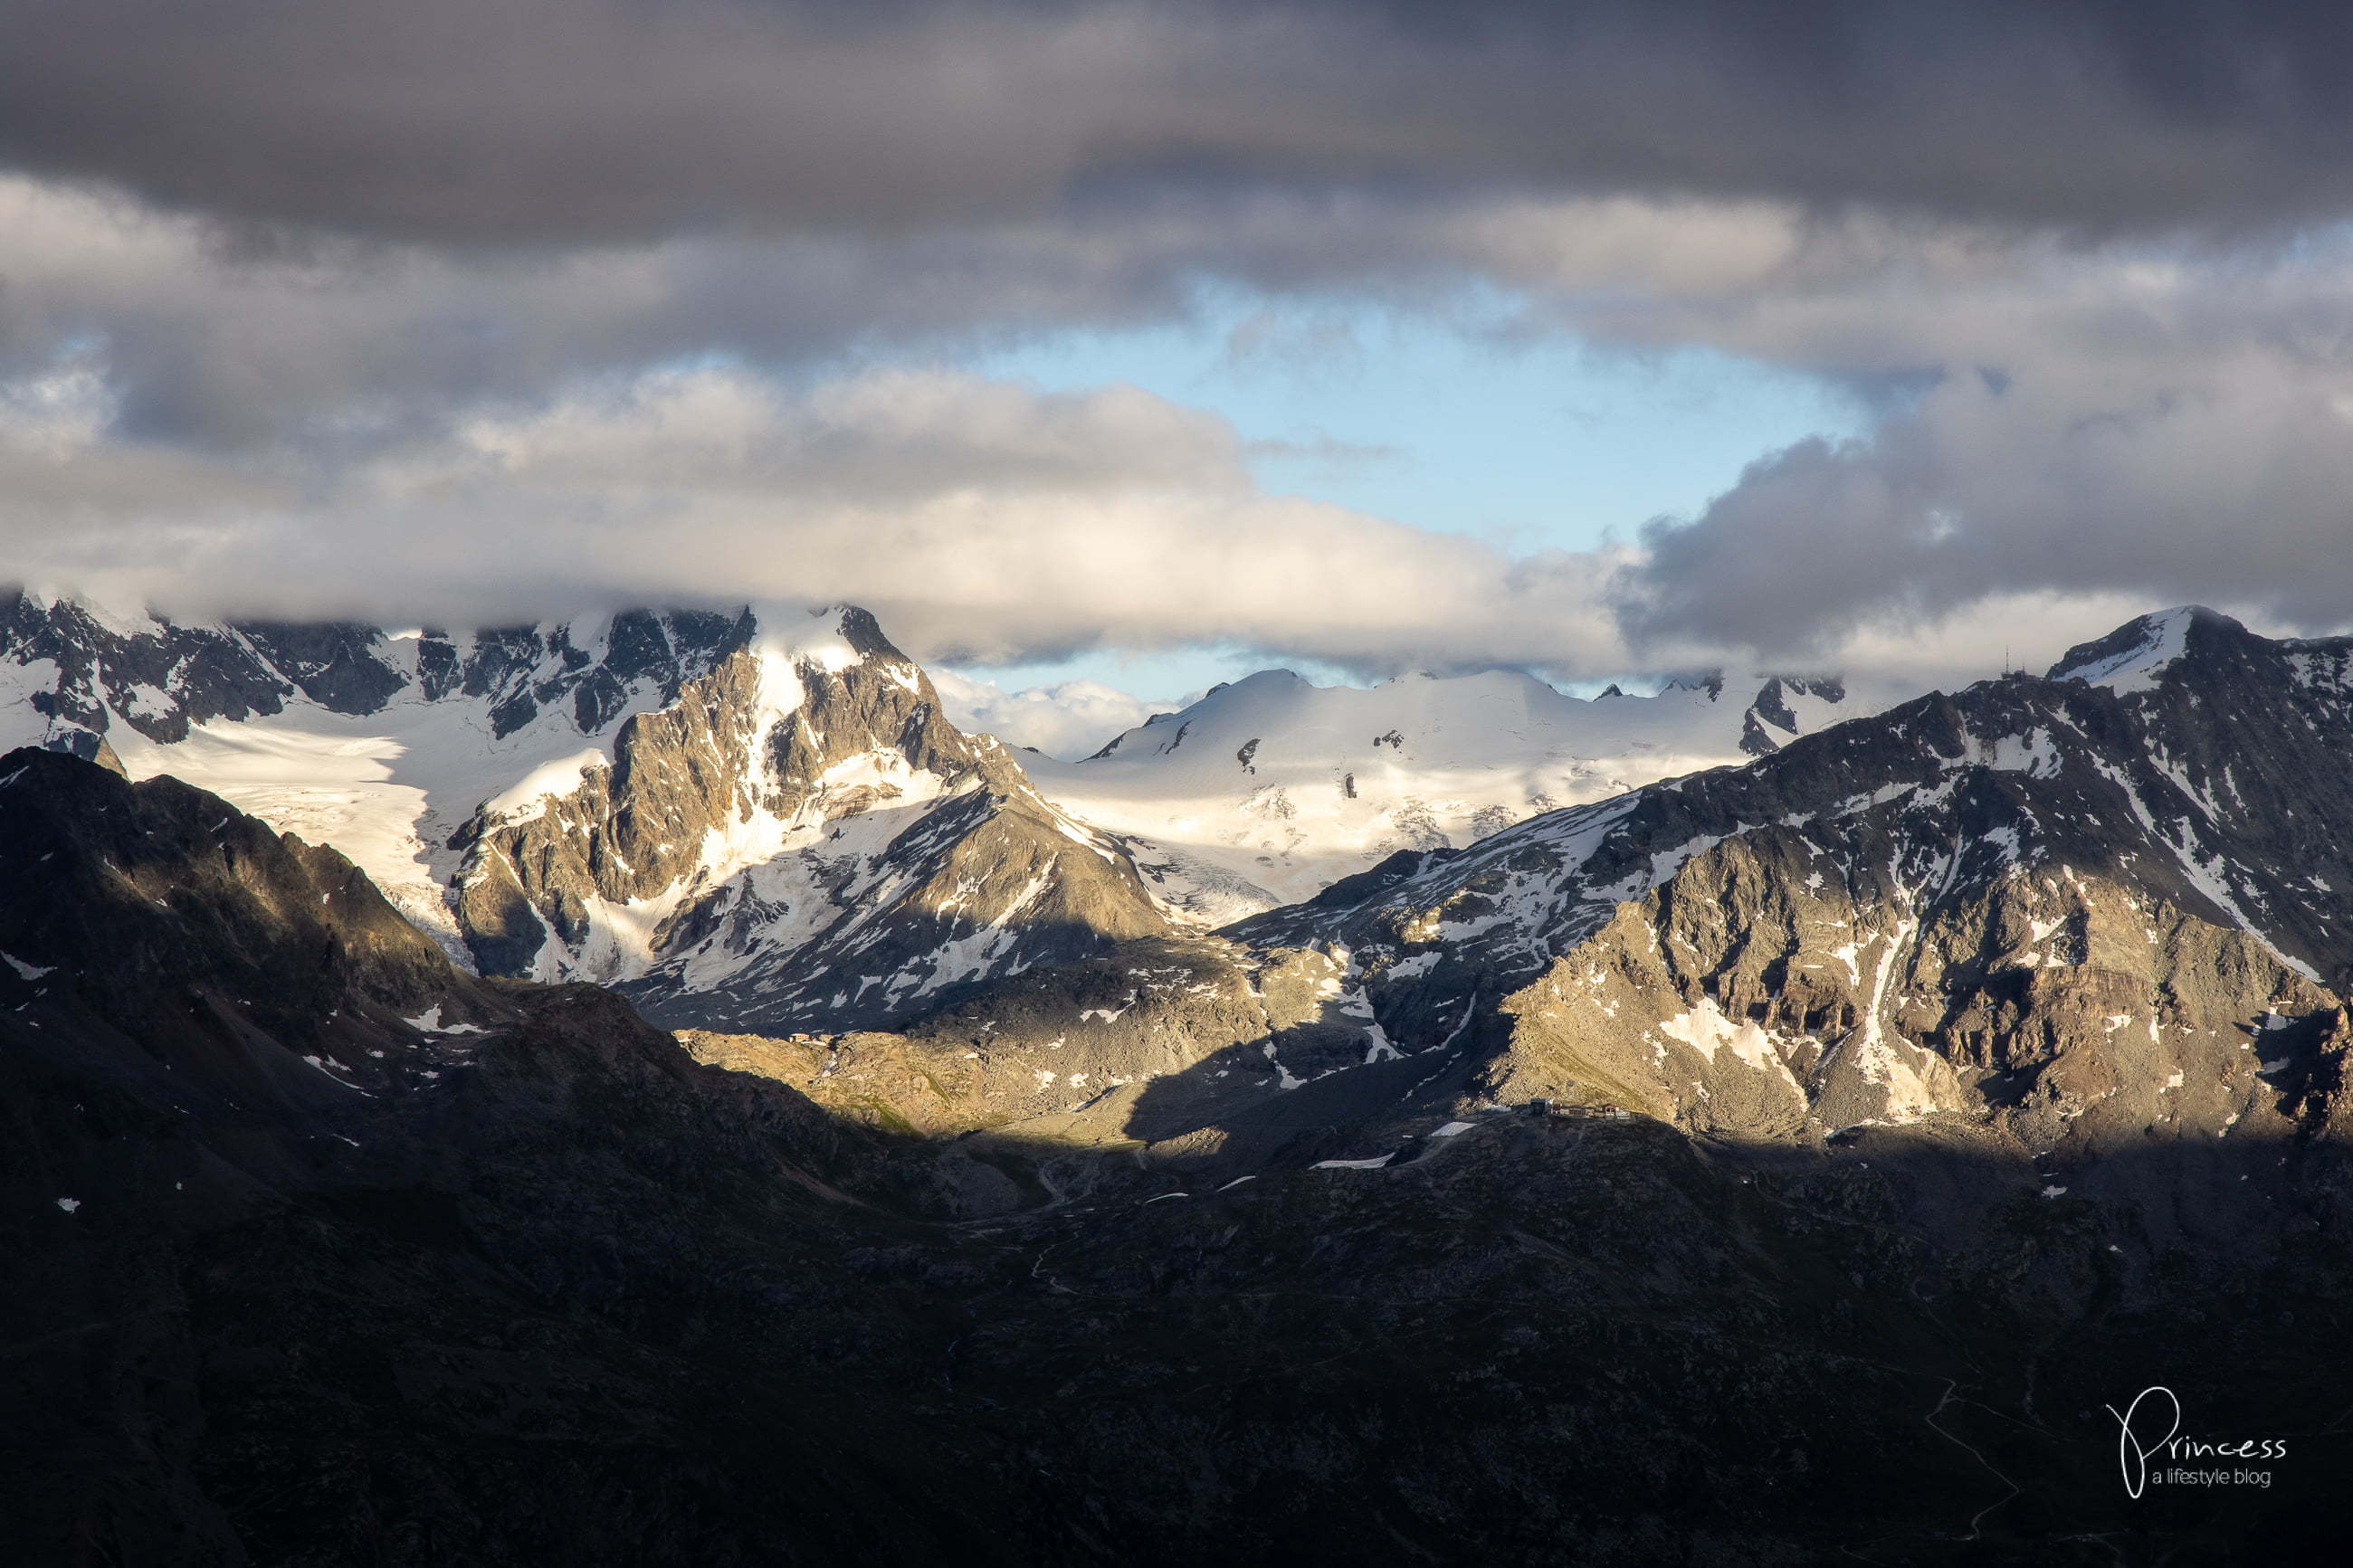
left=0, top=358, right=1638, bottom=669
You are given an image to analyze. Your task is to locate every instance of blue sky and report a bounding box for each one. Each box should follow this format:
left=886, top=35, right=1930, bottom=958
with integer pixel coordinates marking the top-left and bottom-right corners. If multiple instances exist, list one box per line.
left=944, top=289, right=1864, bottom=701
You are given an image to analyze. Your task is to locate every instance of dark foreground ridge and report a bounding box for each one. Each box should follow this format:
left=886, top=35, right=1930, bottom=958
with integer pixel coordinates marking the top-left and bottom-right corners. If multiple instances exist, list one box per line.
left=5, top=744, right=2353, bottom=1565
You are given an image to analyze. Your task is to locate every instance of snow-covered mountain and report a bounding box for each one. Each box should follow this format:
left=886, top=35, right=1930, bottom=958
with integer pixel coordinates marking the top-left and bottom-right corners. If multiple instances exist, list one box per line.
left=1020, top=663, right=1892, bottom=919
left=1, top=586, right=1924, bottom=1031
left=22, top=689, right=2352, bottom=1565
left=0, top=592, right=1168, bottom=1031
left=456, top=605, right=1168, bottom=1032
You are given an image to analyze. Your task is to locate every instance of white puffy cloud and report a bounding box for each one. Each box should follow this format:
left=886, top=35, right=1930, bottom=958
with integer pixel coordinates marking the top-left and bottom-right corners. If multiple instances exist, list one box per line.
left=0, top=0, right=2351, bottom=698
left=0, top=353, right=1638, bottom=671
left=0, top=322, right=2332, bottom=703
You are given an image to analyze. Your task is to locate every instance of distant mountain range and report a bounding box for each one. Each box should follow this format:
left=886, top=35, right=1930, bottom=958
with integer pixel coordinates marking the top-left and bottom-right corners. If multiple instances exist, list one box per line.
left=0, top=590, right=1901, bottom=1031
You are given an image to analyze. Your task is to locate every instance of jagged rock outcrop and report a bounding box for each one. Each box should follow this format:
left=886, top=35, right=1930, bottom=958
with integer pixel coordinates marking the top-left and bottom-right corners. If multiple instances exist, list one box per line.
left=677, top=934, right=1404, bottom=1180
left=1738, top=673, right=1847, bottom=755
left=1485, top=846, right=2342, bottom=1145
left=0, top=753, right=975, bottom=1563
left=0, top=592, right=300, bottom=746
left=0, top=588, right=748, bottom=749
left=0, top=746, right=504, bottom=1107
left=719, top=607, right=2353, bottom=1175
left=0, top=593, right=766, bottom=955
left=449, top=605, right=1172, bottom=1031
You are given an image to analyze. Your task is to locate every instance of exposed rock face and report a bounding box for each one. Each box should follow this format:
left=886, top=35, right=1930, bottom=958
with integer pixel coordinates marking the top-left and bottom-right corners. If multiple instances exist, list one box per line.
left=1, top=592, right=775, bottom=965
left=677, top=934, right=1401, bottom=1185
left=1486, top=848, right=2342, bottom=1146
left=0, top=753, right=966, bottom=1564
left=40, top=725, right=124, bottom=774
left=0, top=588, right=748, bottom=748
left=0, top=746, right=509, bottom=1117
left=1738, top=673, right=1846, bottom=755
left=0, top=591, right=300, bottom=747
left=18, top=743, right=2353, bottom=1561
left=13, top=670, right=2353, bottom=1563
left=446, top=607, right=754, bottom=736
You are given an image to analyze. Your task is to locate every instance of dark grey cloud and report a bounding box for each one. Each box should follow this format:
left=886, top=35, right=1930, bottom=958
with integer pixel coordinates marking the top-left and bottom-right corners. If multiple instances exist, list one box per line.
left=5, top=1, right=2353, bottom=247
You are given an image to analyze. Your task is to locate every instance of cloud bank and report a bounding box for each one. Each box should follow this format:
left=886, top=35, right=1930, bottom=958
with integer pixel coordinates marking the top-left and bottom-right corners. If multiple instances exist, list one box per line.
left=928, top=670, right=1164, bottom=760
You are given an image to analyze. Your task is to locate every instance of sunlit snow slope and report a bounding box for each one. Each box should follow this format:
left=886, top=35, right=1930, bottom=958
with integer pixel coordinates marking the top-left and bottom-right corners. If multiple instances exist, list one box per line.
left=1021, top=665, right=1904, bottom=919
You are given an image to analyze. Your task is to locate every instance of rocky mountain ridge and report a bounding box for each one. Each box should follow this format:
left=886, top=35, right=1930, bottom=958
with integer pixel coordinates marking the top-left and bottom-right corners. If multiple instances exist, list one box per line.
left=704, top=608, right=2353, bottom=1199
left=1186, top=607, right=2353, bottom=1143
left=0, top=589, right=750, bottom=751
left=462, top=606, right=1172, bottom=1033
left=0, top=591, right=761, bottom=947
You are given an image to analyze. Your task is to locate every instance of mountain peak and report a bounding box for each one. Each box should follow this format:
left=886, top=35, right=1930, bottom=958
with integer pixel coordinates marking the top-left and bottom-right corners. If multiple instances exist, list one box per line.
left=1657, top=670, right=1726, bottom=699
left=2046, top=604, right=2252, bottom=692
left=757, top=602, right=906, bottom=666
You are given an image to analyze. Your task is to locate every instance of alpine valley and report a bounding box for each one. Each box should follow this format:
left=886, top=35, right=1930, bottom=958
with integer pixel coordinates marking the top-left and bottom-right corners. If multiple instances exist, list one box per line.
left=9, top=591, right=2353, bottom=1564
